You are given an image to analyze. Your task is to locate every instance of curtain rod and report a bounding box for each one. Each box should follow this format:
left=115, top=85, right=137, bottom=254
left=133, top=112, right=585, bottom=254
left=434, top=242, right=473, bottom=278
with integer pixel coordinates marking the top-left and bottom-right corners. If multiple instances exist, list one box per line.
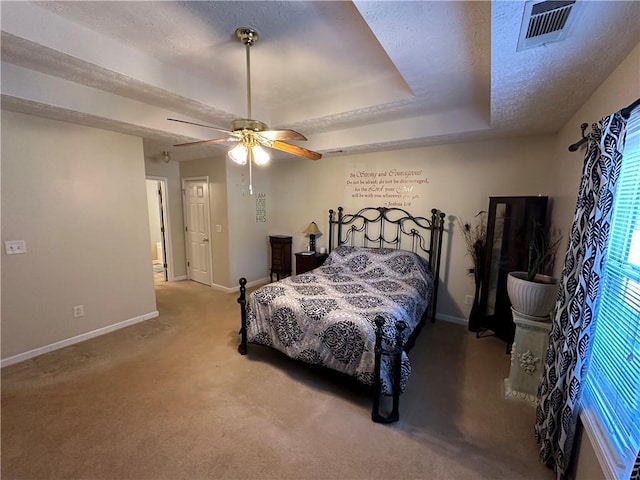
left=621, top=97, right=640, bottom=118
left=568, top=97, right=640, bottom=152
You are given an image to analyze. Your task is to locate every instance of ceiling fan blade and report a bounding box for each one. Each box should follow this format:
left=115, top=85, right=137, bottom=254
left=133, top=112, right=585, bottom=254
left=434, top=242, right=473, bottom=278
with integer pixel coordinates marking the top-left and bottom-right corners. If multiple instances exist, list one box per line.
left=168, top=118, right=232, bottom=135
left=258, top=129, right=307, bottom=141
left=269, top=140, right=322, bottom=161
left=174, top=137, right=238, bottom=147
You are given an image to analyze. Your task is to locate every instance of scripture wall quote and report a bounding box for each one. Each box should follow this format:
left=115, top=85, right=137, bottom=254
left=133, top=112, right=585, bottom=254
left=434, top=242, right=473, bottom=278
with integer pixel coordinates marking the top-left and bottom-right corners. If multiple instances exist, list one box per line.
left=346, top=167, right=429, bottom=208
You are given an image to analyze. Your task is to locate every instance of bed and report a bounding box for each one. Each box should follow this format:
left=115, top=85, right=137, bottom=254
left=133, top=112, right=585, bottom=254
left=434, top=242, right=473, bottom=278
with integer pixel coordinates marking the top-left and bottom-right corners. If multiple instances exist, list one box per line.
left=237, top=206, right=445, bottom=423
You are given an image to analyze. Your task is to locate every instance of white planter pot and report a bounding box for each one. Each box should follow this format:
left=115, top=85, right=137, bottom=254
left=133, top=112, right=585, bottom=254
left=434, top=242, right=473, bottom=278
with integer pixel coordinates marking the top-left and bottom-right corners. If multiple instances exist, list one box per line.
left=507, top=271, right=559, bottom=319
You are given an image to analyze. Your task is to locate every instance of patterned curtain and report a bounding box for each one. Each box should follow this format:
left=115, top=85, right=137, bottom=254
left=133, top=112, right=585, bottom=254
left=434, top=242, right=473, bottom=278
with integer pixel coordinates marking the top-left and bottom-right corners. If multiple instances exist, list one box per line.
left=632, top=453, right=640, bottom=480
left=534, top=111, right=628, bottom=479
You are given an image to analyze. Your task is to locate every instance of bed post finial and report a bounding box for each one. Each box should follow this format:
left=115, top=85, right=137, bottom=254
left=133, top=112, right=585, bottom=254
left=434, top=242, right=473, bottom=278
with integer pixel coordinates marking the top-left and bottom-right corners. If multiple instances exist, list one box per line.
left=338, top=207, right=344, bottom=249
left=329, top=209, right=334, bottom=253
left=430, top=212, right=446, bottom=322
left=238, top=277, right=248, bottom=355
left=372, top=316, right=385, bottom=422
left=390, top=321, right=406, bottom=420
left=371, top=316, right=403, bottom=424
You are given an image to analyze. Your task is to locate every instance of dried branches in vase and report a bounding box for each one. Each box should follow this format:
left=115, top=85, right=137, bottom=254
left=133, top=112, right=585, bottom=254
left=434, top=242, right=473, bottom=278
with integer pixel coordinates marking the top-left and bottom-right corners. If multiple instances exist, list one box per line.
left=458, top=211, right=487, bottom=285
left=458, top=211, right=487, bottom=331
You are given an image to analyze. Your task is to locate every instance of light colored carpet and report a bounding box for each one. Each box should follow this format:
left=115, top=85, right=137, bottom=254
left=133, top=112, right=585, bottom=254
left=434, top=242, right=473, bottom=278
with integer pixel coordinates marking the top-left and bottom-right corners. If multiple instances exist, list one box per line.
left=1, top=280, right=554, bottom=480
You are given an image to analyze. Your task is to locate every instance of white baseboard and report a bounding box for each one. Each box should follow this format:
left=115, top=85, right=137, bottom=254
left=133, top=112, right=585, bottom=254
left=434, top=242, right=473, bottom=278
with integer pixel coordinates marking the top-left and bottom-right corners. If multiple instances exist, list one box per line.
left=172, top=275, right=187, bottom=281
left=436, top=313, right=467, bottom=325
left=0, top=310, right=160, bottom=368
left=0, top=305, right=466, bottom=368
left=211, top=283, right=234, bottom=293
left=212, top=277, right=270, bottom=294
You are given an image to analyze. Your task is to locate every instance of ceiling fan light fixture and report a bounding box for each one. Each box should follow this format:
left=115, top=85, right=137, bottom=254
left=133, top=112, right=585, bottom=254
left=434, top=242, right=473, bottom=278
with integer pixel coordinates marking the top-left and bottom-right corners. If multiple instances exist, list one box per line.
left=228, top=144, right=248, bottom=165
left=168, top=25, right=321, bottom=197
left=252, top=145, right=270, bottom=166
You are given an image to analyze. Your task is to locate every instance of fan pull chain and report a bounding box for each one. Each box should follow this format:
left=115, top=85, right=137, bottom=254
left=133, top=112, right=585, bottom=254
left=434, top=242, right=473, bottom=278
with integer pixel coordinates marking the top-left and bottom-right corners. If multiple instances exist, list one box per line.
left=248, top=147, right=254, bottom=195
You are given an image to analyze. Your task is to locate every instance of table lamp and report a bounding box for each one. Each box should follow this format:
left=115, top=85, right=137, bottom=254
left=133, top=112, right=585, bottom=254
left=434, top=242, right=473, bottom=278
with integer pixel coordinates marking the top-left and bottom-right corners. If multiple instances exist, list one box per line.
left=302, top=222, right=322, bottom=252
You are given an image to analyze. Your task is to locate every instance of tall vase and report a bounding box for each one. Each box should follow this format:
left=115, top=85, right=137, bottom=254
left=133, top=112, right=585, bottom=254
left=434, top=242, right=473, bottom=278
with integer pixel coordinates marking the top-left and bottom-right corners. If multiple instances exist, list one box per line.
left=468, top=280, right=482, bottom=332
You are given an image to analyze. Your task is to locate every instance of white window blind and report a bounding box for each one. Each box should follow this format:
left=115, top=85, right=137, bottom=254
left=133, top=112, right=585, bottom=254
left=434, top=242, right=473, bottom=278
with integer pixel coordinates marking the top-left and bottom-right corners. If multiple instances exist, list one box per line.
left=583, top=106, right=640, bottom=479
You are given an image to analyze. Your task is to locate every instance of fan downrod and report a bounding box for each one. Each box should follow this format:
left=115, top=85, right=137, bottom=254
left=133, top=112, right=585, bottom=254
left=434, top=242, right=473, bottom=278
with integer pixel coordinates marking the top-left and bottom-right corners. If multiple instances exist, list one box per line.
left=235, top=27, right=259, bottom=46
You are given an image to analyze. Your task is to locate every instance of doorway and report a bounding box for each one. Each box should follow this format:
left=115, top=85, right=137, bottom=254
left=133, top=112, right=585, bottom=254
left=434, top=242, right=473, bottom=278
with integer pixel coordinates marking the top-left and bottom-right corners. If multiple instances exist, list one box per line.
left=146, top=177, right=171, bottom=284
left=182, top=177, right=212, bottom=286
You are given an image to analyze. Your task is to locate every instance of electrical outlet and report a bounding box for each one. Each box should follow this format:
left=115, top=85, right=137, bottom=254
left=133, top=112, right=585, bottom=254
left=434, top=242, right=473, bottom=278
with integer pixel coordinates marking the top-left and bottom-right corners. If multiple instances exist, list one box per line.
left=5, top=240, right=27, bottom=255
left=73, top=305, right=85, bottom=318
left=465, top=295, right=474, bottom=305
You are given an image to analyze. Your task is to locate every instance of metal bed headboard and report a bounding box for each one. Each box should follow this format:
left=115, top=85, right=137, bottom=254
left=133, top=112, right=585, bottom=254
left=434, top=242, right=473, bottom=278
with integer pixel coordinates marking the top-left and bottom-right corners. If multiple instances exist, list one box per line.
left=327, top=206, right=446, bottom=321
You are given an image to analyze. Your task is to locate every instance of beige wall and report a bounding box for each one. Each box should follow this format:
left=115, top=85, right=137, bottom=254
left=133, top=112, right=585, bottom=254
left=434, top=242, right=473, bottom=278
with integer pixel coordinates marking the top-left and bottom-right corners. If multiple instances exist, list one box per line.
left=550, top=43, right=640, bottom=269
left=146, top=180, right=162, bottom=261
left=563, top=42, right=640, bottom=480
left=269, top=135, right=562, bottom=322
left=179, top=156, right=232, bottom=288
left=572, top=419, right=606, bottom=480
left=144, top=158, right=187, bottom=279
left=1, top=53, right=634, bottom=480
left=225, top=157, right=274, bottom=287
left=147, top=151, right=276, bottom=291
left=1, top=111, right=158, bottom=361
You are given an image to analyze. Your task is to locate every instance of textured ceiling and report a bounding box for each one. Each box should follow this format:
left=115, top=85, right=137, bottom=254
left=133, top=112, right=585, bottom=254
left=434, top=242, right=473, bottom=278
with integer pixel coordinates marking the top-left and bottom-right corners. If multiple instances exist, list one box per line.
left=1, top=1, right=639, bottom=163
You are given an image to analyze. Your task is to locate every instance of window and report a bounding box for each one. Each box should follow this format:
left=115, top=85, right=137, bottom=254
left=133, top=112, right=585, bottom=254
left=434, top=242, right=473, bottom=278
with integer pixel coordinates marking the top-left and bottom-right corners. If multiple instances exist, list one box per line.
left=582, top=106, right=640, bottom=479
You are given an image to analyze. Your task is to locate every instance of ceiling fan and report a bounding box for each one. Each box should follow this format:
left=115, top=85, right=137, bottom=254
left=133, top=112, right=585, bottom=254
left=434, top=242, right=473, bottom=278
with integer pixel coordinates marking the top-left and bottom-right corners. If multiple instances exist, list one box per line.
left=168, top=27, right=322, bottom=191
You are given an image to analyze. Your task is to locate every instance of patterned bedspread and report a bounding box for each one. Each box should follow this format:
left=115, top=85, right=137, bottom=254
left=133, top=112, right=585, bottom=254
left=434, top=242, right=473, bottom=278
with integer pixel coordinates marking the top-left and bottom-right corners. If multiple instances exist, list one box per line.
left=246, top=246, right=434, bottom=395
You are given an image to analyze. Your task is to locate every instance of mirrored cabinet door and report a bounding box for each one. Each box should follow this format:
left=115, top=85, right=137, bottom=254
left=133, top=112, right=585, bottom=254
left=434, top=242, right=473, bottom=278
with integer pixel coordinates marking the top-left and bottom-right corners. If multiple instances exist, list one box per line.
left=478, top=196, right=548, bottom=346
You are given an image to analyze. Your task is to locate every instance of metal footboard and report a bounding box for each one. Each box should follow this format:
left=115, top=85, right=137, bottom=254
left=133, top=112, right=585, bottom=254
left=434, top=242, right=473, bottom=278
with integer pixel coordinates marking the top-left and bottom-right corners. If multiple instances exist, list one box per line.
left=237, top=278, right=405, bottom=424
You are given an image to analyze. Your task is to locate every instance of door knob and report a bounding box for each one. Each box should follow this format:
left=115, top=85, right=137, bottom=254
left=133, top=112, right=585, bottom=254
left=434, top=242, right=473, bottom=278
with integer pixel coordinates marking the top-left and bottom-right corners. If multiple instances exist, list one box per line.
left=203, top=238, right=209, bottom=242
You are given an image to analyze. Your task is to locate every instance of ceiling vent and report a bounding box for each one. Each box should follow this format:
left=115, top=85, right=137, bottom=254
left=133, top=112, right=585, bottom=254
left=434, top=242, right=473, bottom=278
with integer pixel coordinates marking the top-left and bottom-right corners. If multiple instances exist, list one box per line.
left=517, top=0, right=578, bottom=51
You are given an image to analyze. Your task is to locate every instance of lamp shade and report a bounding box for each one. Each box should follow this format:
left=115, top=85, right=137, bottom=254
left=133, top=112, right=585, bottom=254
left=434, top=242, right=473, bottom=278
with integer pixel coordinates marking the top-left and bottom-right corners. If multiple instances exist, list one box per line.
left=302, top=222, right=322, bottom=236
left=228, top=144, right=248, bottom=165
left=228, top=143, right=270, bottom=166
left=252, top=145, right=270, bottom=165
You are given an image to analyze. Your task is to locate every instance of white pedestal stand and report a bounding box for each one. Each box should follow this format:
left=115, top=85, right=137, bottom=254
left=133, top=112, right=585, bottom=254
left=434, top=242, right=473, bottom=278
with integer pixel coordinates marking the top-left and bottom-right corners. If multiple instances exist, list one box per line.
left=504, top=307, right=551, bottom=405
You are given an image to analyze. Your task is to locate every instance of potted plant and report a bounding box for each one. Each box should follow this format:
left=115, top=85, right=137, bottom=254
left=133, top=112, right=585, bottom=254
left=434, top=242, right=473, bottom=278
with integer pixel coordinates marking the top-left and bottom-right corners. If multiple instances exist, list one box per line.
left=507, top=222, right=562, bottom=319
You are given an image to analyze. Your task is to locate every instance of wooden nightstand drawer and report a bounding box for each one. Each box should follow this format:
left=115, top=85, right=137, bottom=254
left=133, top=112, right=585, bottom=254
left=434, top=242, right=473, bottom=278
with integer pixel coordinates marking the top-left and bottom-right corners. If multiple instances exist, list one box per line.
left=295, top=252, right=328, bottom=275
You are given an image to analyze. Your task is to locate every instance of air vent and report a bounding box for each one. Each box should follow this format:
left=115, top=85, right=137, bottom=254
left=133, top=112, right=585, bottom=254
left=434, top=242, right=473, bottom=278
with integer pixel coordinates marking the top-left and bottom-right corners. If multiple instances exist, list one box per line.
left=517, top=0, right=577, bottom=51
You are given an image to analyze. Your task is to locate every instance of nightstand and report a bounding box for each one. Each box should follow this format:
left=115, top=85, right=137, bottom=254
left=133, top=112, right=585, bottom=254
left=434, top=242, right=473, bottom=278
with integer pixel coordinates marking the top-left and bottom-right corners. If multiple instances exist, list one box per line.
left=295, top=252, right=328, bottom=275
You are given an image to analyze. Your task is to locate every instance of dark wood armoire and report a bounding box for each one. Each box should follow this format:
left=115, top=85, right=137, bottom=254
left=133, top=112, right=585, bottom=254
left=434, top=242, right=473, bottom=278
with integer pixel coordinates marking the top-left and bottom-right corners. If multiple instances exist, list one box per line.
left=477, top=196, right=549, bottom=347
left=269, top=235, right=292, bottom=282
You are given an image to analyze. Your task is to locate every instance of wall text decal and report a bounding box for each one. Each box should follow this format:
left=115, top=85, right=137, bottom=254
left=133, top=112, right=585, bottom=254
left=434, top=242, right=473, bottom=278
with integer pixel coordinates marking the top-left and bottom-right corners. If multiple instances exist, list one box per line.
left=255, top=192, right=266, bottom=222
left=346, top=168, right=429, bottom=208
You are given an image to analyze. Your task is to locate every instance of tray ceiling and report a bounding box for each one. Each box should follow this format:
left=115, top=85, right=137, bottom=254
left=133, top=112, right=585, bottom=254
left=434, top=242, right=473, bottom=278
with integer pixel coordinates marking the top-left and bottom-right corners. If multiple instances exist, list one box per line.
left=1, top=1, right=639, bottom=162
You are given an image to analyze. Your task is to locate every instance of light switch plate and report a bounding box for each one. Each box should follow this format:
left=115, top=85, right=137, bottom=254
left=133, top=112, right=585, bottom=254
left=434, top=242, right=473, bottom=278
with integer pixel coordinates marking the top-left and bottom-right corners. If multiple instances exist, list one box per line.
left=5, top=240, right=27, bottom=255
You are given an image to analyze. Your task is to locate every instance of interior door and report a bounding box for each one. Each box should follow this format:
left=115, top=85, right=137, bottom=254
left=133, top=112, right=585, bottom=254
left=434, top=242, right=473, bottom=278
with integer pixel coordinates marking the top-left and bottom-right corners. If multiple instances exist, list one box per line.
left=183, top=178, right=212, bottom=286
left=157, top=181, right=168, bottom=281
left=146, top=177, right=170, bottom=283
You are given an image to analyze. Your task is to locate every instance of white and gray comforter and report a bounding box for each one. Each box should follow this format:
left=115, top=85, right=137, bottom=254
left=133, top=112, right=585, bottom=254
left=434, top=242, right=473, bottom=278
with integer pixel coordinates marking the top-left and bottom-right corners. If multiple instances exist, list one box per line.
left=246, top=246, right=434, bottom=395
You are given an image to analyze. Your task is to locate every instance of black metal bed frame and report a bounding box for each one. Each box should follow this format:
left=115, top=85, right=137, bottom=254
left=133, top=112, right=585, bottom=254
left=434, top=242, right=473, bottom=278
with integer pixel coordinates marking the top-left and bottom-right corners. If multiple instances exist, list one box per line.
left=238, top=206, right=445, bottom=424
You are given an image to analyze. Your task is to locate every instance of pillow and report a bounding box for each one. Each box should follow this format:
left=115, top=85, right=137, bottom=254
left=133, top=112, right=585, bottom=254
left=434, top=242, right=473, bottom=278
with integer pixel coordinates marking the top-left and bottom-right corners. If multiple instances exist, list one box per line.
left=325, top=246, right=431, bottom=279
